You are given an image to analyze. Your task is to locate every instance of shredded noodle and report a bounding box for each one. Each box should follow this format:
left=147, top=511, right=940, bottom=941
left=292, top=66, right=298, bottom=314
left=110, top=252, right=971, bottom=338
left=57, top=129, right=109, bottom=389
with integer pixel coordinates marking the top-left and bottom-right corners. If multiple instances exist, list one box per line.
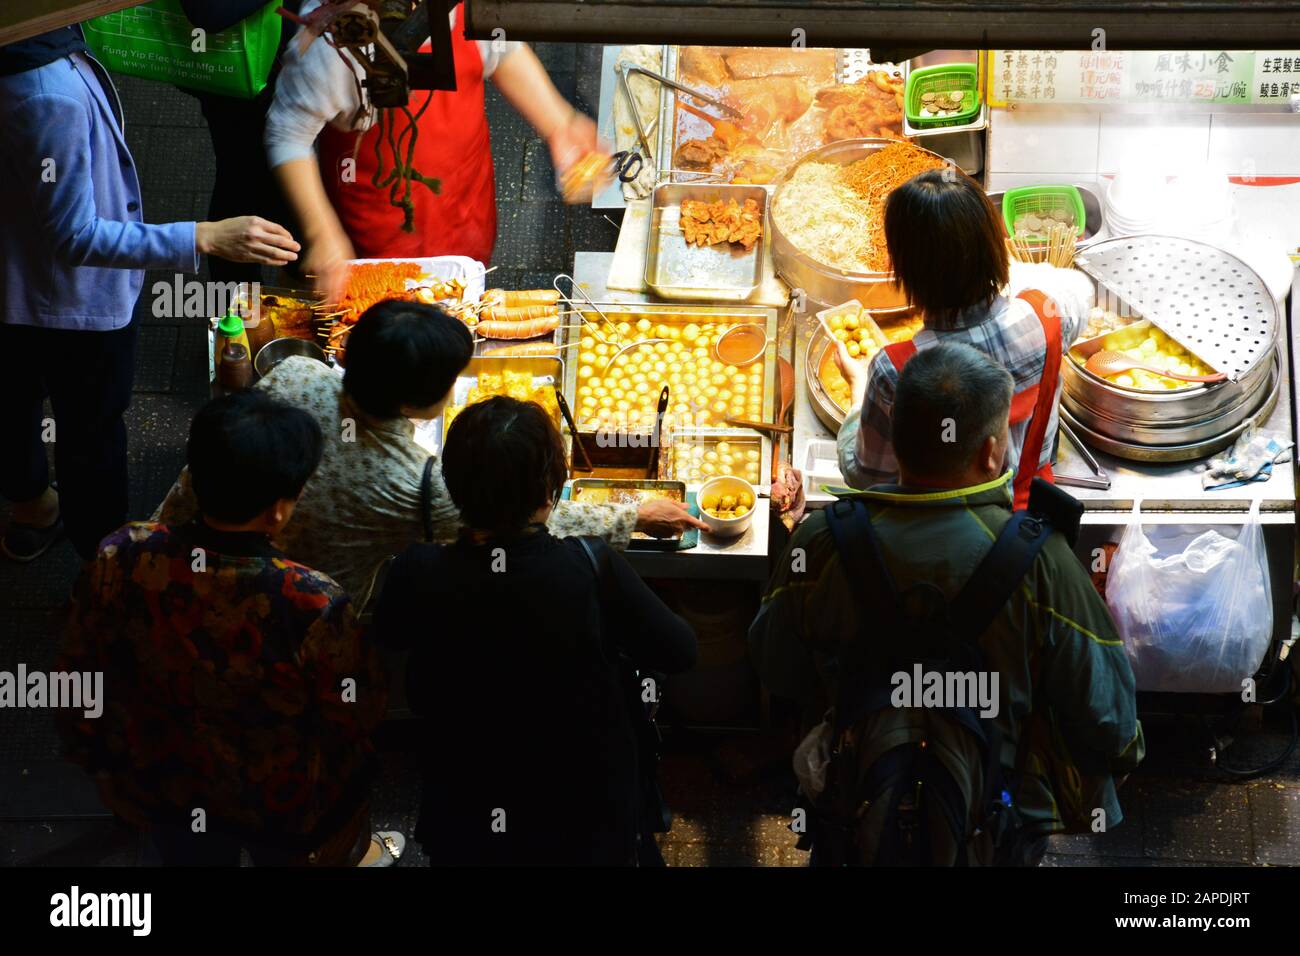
left=772, top=142, right=947, bottom=273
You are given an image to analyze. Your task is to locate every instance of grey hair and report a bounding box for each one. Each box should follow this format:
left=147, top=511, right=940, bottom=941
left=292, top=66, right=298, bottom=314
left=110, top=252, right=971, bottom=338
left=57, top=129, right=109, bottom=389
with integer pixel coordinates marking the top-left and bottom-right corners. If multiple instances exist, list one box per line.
left=892, top=342, right=1014, bottom=478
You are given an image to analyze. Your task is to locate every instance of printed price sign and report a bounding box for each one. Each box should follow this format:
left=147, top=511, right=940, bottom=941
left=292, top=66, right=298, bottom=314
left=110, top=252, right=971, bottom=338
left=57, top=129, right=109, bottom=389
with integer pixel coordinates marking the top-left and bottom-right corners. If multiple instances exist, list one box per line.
left=990, top=50, right=1298, bottom=106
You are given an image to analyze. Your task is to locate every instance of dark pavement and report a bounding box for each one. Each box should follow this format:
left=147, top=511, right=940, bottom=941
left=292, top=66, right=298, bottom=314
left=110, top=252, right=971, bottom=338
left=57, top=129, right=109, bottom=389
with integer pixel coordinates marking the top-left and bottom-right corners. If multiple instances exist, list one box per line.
left=2, top=42, right=1298, bottom=868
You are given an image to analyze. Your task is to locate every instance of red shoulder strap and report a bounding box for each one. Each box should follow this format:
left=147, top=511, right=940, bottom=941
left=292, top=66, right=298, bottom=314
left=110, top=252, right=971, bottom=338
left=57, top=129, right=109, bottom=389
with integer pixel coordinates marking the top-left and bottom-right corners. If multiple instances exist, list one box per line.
left=883, top=340, right=917, bottom=370
left=1011, top=289, right=1062, bottom=508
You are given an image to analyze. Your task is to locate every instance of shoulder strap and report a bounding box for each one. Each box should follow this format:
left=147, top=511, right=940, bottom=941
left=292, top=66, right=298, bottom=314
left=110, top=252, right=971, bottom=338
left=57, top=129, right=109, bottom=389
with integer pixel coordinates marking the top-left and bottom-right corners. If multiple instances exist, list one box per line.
left=882, top=340, right=918, bottom=371
left=420, top=457, right=436, bottom=544
left=824, top=499, right=901, bottom=630
left=949, top=511, right=1054, bottom=647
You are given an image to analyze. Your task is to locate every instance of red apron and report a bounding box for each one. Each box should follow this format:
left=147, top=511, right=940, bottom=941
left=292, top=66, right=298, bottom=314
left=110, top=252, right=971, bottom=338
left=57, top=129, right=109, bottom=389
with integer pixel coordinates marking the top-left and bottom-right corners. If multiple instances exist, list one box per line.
left=883, top=290, right=1062, bottom=511
left=317, top=6, right=496, bottom=264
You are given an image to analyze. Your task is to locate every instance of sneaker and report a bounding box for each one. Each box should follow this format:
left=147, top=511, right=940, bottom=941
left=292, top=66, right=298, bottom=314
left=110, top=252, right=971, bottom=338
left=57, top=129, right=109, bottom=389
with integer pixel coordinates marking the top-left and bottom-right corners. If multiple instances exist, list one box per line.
left=359, top=831, right=405, bottom=867
left=1, top=516, right=63, bottom=562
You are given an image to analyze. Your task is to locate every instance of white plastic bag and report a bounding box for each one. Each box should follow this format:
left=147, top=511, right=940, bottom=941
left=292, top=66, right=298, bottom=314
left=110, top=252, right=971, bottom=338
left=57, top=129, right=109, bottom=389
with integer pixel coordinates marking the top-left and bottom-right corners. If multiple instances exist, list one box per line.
left=1106, top=500, right=1272, bottom=693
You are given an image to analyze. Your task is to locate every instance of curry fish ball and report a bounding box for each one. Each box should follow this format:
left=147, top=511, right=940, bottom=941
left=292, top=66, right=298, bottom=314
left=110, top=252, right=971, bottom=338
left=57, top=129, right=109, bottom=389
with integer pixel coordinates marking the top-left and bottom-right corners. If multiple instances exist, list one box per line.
left=834, top=329, right=850, bottom=342
left=737, top=491, right=754, bottom=508
left=683, top=323, right=701, bottom=341
left=615, top=322, right=632, bottom=337
left=701, top=463, right=718, bottom=476
left=580, top=336, right=596, bottom=349
left=579, top=351, right=597, bottom=366
left=700, top=492, right=720, bottom=511
left=636, top=318, right=652, bottom=334
left=580, top=395, right=597, bottom=409
left=717, top=441, right=731, bottom=454
left=711, top=399, right=728, bottom=415
left=745, top=449, right=761, bottom=463
left=733, top=504, right=749, bottom=518
left=829, top=314, right=845, bottom=330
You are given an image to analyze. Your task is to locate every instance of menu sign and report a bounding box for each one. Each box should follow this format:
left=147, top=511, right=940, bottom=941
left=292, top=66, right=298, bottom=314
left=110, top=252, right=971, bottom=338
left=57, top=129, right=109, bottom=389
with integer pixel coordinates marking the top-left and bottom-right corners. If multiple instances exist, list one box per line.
left=991, top=50, right=1298, bottom=106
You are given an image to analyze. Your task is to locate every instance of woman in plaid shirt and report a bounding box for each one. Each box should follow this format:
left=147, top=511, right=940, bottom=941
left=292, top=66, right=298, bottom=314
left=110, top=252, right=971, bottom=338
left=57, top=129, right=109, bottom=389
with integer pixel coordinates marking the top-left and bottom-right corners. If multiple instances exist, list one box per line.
left=835, top=171, right=1094, bottom=510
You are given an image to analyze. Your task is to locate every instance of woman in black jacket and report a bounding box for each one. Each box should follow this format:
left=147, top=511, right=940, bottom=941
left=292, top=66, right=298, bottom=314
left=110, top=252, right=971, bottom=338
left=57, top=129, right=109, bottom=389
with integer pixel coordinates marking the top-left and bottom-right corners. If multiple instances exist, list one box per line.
left=375, top=396, right=697, bottom=865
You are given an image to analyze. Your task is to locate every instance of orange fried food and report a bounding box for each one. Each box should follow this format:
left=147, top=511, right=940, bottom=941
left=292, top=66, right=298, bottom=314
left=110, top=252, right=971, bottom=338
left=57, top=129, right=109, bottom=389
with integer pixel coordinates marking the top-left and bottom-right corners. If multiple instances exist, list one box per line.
left=816, top=71, right=905, bottom=142
left=680, top=47, right=731, bottom=87
left=727, top=77, right=813, bottom=125
left=724, top=48, right=837, bottom=84
left=680, top=198, right=763, bottom=251
left=337, top=261, right=423, bottom=321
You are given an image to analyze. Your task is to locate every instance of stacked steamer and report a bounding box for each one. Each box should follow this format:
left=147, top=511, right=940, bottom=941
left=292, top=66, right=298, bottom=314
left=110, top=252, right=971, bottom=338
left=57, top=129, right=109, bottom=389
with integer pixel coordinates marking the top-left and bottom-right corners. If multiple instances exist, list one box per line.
left=1062, top=235, right=1280, bottom=461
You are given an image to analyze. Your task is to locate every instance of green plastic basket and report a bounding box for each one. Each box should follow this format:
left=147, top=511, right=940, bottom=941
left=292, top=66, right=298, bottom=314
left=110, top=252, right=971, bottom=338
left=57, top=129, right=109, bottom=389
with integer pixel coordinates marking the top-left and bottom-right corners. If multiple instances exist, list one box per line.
left=1002, top=185, right=1087, bottom=245
left=905, top=63, right=981, bottom=130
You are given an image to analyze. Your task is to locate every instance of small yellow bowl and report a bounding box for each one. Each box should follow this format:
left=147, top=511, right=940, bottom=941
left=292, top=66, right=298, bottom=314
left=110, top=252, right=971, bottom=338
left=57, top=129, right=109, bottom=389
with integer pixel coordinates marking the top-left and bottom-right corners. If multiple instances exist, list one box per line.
left=697, top=475, right=757, bottom=539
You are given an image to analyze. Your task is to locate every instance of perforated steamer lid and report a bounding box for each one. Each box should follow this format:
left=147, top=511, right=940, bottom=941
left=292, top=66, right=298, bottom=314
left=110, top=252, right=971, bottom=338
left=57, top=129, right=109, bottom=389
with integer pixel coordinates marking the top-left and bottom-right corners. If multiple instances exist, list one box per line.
left=1073, top=235, right=1279, bottom=383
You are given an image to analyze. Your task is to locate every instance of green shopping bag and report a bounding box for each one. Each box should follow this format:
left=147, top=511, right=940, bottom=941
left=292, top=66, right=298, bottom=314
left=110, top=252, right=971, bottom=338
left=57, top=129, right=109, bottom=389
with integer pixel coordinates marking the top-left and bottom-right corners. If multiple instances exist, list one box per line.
left=83, top=0, right=282, bottom=99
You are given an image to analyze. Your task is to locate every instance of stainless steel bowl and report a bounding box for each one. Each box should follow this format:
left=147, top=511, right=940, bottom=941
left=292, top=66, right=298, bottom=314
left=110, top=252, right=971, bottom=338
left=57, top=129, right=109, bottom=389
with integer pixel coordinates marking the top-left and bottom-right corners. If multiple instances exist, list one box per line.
left=253, top=337, right=329, bottom=378
left=769, top=138, right=948, bottom=312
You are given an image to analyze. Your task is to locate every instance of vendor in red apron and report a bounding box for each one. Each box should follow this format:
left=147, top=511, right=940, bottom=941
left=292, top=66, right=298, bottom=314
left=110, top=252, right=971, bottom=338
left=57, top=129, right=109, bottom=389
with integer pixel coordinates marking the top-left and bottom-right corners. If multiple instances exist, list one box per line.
left=834, top=170, right=1094, bottom=510
left=265, top=1, right=599, bottom=301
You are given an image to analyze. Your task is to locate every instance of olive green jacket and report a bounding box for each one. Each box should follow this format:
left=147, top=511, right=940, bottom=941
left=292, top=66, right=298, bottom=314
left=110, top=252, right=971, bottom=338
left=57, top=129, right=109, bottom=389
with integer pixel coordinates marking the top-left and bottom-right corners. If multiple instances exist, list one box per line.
left=749, top=471, right=1144, bottom=838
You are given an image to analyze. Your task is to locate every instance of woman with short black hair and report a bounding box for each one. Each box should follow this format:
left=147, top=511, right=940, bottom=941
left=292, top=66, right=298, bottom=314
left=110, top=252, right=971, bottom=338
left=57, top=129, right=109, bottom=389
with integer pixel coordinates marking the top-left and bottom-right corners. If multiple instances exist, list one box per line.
left=376, top=396, right=697, bottom=866
left=342, top=299, right=474, bottom=419
left=834, top=169, right=1094, bottom=509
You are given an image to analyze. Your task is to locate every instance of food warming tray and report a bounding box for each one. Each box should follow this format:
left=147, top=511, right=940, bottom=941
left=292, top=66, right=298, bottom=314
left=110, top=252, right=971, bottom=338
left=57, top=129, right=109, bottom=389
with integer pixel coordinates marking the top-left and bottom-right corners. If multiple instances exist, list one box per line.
left=645, top=183, right=766, bottom=301
left=571, top=478, right=690, bottom=550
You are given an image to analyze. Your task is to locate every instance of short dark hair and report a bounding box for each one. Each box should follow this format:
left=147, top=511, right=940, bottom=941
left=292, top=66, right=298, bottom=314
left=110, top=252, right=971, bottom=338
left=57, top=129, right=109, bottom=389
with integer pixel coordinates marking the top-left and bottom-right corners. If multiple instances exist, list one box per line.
left=892, top=342, right=1013, bottom=479
left=884, top=170, right=1009, bottom=325
left=343, top=300, right=474, bottom=418
left=441, top=396, right=569, bottom=538
left=187, top=391, right=324, bottom=523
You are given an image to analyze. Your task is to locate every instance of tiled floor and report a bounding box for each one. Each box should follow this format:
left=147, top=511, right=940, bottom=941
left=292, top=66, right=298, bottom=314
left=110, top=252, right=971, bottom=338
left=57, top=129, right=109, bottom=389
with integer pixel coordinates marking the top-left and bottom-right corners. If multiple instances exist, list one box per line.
left=2, top=46, right=1299, bottom=868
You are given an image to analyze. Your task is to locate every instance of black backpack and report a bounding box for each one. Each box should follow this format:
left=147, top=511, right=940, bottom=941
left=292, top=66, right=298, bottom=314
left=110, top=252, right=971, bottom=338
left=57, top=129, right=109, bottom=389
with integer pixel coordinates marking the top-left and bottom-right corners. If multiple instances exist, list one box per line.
left=807, top=479, right=1079, bottom=866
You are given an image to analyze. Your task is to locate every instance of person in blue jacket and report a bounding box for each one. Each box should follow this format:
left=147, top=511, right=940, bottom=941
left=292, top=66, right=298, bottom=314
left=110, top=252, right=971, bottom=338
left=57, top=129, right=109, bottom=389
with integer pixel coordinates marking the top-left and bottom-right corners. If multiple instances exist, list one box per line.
left=0, top=26, right=300, bottom=563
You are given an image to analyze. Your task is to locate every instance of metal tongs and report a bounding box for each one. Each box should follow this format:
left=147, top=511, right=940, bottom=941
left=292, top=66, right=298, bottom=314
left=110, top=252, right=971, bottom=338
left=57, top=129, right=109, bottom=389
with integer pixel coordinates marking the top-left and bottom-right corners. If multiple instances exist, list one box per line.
left=1055, top=419, right=1111, bottom=491
left=553, top=274, right=622, bottom=346
left=616, top=64, right=745, bottom=183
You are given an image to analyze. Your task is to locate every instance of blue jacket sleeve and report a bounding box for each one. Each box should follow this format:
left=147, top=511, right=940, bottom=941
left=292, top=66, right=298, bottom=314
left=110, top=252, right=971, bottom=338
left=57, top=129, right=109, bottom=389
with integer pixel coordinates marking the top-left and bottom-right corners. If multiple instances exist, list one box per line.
left=12, top=92, right=197, bottom=272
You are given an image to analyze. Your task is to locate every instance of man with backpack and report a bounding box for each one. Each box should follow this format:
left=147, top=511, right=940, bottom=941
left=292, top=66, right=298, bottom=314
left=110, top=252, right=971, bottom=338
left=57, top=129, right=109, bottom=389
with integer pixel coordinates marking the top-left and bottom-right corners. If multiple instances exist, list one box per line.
left=750, top=342, right=1143, bottom=866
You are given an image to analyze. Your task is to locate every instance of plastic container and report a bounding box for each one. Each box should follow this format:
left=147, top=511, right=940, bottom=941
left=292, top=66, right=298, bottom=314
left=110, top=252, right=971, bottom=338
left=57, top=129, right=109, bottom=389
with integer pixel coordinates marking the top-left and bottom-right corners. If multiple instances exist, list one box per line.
left=905, top=63, right=981, bottom=129
left=1002, top=185, right=1087, bottom=243
left=213, top=308, right=249, bottom=375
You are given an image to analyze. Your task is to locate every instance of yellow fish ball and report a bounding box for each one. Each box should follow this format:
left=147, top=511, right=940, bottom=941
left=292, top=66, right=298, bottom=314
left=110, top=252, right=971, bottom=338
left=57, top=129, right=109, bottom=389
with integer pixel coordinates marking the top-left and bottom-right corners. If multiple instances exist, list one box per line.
left=580, top=336, right=596, bottom=350
left=745, top=449, right=761, bottom=462
left=599, top=396, right=614, bottom=408
left=738, top=491, right=754, bottom=508
left=636, top=319, right=652, bottom=334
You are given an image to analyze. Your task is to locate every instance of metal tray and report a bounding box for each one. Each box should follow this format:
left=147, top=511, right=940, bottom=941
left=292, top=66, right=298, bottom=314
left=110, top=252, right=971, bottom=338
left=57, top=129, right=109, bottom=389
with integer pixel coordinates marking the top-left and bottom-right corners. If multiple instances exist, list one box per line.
left=660, top=428, right=765, bottom=487
left=437, top=354, right=565, bottom=445
left=572, top=478, right=688, bottom=549
left=645, top=183, right=766, bottom=301
left=558, top=301, right=777, bottom=489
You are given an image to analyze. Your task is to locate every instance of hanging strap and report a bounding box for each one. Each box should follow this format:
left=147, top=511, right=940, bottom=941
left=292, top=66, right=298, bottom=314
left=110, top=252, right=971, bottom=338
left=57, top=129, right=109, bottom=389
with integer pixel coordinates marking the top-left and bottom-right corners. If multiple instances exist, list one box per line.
left=1011, top=289, right=1063, bottom=508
